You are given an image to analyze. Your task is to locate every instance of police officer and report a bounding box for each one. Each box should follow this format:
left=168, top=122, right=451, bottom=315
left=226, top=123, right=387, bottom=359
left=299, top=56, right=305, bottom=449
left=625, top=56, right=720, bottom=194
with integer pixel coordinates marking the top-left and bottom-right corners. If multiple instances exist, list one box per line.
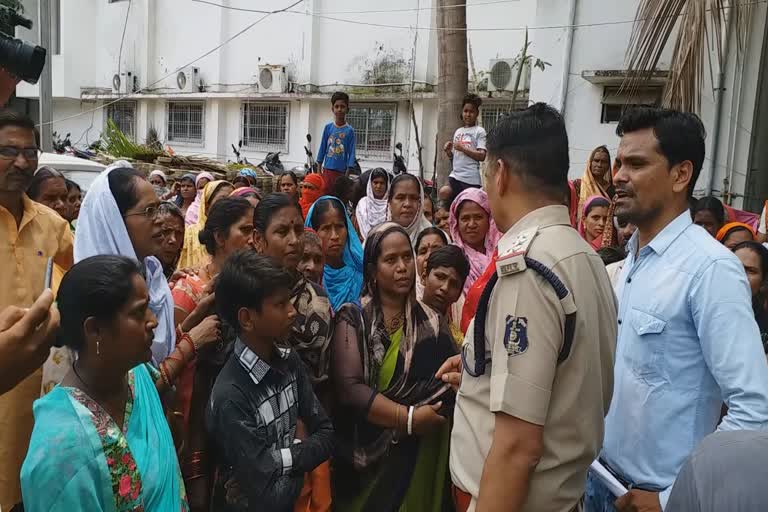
left=438, top=103, right=617, bottom=512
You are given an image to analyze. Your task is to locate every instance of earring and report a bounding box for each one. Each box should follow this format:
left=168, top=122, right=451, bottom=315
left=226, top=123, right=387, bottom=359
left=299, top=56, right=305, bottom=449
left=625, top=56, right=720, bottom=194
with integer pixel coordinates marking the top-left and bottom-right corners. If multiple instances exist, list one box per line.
left=96, top=339, right=101, bottom=356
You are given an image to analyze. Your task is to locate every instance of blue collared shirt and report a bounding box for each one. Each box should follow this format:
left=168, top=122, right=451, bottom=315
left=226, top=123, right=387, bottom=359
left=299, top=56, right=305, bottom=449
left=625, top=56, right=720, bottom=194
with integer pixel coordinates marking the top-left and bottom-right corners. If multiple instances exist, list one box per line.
left=602, top=210, right=768, bottom=507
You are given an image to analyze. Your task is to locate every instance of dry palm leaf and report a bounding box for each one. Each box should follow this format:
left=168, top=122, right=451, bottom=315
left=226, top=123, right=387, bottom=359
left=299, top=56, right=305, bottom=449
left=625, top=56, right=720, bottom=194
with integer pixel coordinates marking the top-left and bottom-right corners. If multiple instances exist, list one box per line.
left=624, top=0, right=753, bottom=113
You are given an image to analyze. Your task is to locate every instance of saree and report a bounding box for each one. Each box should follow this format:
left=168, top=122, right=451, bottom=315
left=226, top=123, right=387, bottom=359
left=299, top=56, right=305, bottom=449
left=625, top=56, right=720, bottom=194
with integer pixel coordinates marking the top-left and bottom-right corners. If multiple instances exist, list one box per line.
left=333, top=295, right=457, bottom=512
left=300, top=173, right=325, bottom=219
left=356, top=169, right=390, bottom=240
left=287, top=277, right=333, bottom=386
left=386, top=175, right=433, bottom=246
left=21, top=364, right=188, bottom=512
left=184, top=172, right=214, bottom=226
left=579, top=195, right=610, bottom=251
left=305, top=196, right=364, bottom=312
left=178, top=180, right=227, bottom=270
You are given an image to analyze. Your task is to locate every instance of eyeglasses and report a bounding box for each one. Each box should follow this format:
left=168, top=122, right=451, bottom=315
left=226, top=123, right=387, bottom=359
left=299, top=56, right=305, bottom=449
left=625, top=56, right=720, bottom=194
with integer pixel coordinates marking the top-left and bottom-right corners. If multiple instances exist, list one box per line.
left=0, top=146, right=40, bottom=160
left=124, top=205, right=160, bottom=219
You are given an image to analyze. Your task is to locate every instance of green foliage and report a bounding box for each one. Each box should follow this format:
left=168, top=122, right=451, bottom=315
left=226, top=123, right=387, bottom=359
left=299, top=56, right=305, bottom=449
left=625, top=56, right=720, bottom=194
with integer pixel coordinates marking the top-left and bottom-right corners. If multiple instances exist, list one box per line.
left=101, top=119, right=166, bottom=162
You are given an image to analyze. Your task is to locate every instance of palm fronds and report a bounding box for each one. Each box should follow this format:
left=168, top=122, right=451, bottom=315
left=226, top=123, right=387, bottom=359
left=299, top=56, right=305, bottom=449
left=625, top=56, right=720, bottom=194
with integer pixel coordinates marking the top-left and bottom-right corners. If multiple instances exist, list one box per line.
left=624, top=0, right=753, bottom=112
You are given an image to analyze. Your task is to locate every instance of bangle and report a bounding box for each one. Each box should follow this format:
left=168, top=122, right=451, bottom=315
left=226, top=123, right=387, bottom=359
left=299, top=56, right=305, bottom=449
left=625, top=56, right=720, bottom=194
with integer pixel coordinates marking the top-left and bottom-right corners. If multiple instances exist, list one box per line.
left=159, top=362, right=172, bottom=387
left=179, top=332, right=197, bottom=357
left=407, top=406, right=414, bottom=436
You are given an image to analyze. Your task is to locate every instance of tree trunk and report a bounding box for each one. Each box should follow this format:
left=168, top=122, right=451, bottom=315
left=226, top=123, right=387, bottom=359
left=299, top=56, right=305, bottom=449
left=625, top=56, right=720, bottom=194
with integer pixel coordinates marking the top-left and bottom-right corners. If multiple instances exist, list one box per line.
left=436, top=0, right=468, bottom=188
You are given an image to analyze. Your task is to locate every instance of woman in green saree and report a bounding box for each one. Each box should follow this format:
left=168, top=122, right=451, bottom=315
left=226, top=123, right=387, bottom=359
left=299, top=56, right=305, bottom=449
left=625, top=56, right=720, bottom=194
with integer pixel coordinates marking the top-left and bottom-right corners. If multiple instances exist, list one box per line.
left=331, top=222, right=458, bottom=512
left=21, top=255, right=190, bottom=511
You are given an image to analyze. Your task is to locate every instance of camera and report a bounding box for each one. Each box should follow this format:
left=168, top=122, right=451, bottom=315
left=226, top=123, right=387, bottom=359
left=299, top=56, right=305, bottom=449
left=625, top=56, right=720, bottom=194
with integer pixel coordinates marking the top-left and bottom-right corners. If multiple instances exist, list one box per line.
left=0, top=8, right=46, bottom=84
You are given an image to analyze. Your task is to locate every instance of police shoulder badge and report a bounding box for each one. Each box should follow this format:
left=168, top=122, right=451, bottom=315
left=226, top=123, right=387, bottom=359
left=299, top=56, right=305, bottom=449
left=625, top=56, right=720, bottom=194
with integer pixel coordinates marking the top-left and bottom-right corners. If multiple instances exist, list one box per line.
left=503, top=316, right=529, bottom=356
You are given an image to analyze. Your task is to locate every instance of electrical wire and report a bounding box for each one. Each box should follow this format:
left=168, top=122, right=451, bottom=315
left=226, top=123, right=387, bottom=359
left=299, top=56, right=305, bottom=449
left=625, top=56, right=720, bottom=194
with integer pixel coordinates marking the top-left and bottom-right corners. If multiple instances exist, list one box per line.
left=192, top=0, right=519, bottom=15
left=191, top=0, right=768, bottom=32
left=116, top=0, right=132, bottom=80
left=37, top=0, right=303, bottom=129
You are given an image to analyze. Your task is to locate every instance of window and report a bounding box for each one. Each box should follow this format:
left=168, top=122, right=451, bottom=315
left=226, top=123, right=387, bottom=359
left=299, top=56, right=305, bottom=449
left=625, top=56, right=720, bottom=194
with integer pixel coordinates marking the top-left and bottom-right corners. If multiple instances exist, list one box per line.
left=347, top=104, right=396, bottom=159
left=241, top=102, right=289, bottom=152
left=481, top=104, right=513, bottom=133
left=601, top=86, right=662, bottom=123
left=166, top=101, right=205, bottom=144
left=106, top=100, right=137, bottom=141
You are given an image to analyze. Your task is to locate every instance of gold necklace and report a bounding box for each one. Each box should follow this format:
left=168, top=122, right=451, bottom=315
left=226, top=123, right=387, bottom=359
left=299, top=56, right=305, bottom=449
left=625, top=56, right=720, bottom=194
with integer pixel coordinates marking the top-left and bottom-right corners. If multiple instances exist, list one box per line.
left=385, top=311, right=405, bottom=334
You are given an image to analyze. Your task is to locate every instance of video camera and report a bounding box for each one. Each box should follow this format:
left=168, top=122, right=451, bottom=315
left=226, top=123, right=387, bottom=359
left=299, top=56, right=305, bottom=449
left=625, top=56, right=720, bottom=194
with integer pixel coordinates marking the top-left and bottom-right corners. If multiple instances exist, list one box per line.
left=0, top=7, right=46, bottom=84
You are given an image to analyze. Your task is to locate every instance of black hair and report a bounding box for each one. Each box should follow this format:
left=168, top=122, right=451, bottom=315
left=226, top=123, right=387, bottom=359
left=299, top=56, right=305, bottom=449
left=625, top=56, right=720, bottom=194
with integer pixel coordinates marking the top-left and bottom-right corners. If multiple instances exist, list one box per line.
left=232, top=176, right=250, bottom=187
left=198, top=197, right=253, bottom=256
left=107, top=168, right=144, bottom=216
left=462, top=93, right=482, bottom=110
left=303, top=229, right=322, bottom=247
left=280, top=171, right=299, bottom=186
left=426, top=245, right=470, bottom=284
left=415, top=226, right=448, bottom=253
left=616, top=106, right=706, bottom=197
left=362, top=224, right=411, bottom=296
left=388, top=173, right=421, bottom=202
left=584, top=196, right=611, bottom=216
left=56, top=255, right=145, bottom=351
left=0, top=109, right=40, bottom=147
left=370, top=168, right=389, bottom=184
left=215, top=250, right=294, bottom=331
left=692, top=196, right=725, bottom=225
left=486, top=103, right=569, bottom=200
left=721, top=225, right=755, bottom=245
left=732, top=241, right=768, bottom=277
left=65, top=179, right=81, bottom=192
left=597, top=246, right=626, bottom=266
left=310, top=197, right=346, bottom=228
left=332, top=175, right=355, bottom=203
left=331, top=91, right=350, bottom=106
left=253, top=192, right=300, bottom=234
left=27, top=166, right=65, bottom=200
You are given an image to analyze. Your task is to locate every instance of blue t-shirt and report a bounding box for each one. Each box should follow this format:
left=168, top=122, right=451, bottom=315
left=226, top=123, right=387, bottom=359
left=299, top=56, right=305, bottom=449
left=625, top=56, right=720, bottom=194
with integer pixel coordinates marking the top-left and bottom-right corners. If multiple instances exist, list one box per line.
left=317, top=122, right=356, bottom=172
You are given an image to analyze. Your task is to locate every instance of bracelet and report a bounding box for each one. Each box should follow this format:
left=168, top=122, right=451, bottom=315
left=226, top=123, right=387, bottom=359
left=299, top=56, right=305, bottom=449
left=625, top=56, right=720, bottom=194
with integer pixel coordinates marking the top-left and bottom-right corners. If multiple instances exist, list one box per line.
left=407, top=406, right=415, bottom=436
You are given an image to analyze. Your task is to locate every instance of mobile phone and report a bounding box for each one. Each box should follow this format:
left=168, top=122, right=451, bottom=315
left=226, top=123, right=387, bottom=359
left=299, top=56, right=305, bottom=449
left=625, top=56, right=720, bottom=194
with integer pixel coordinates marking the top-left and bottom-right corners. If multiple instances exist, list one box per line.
left=43, top=257, right=53, bottom=291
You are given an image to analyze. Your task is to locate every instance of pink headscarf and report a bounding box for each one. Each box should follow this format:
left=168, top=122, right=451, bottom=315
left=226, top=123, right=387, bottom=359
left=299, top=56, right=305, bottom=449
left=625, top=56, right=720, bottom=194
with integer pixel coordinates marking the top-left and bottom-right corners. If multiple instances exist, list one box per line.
left=449, top=188, right=501, bottom=294
left=184, top=172, right=215, bottom=226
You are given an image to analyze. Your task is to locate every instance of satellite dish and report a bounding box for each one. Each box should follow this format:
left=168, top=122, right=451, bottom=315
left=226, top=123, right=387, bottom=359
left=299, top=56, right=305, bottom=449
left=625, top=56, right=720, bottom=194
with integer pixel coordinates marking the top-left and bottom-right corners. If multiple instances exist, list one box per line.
left=176, top=71, right=187, bottom=90
left=112, top=73, right=121, bottom=92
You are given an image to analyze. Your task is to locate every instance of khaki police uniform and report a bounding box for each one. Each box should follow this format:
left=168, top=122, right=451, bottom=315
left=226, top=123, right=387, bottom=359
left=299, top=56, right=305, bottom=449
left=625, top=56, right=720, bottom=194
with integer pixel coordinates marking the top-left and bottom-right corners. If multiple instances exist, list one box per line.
left=450, top=205, right=617, bottom=512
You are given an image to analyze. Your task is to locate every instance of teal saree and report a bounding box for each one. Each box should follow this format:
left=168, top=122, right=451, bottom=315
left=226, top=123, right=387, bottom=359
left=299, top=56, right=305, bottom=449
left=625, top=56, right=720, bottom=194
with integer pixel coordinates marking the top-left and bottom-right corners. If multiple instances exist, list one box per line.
left=21, top=364, right=187, bottom=511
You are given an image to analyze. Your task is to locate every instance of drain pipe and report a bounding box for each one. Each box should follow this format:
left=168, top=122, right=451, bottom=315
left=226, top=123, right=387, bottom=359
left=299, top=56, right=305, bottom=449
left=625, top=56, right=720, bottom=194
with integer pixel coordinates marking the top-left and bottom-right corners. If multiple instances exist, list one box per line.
left=558, top=0, right=578, bottom=115
left=706, top=8, right=735, bottom=196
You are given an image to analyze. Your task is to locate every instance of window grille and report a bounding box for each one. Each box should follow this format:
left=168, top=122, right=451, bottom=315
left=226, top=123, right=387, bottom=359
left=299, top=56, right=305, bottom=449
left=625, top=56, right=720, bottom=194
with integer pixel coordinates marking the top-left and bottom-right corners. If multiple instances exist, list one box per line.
left=166, top=101, right=205, bottom=144
left=241, top=102, right=289, bottom=152
left=106, top=100, right=137, bottom=141
left=347, top=104, right=396, bottom=159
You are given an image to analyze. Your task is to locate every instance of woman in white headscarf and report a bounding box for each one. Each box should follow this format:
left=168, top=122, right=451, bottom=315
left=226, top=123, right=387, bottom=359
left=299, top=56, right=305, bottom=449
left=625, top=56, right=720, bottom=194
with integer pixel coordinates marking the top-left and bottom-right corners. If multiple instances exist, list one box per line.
left=74, top=162, right=219, bottom=366
left=356, top=168, right=391, bottom=239
left=386, top=173, right=433, bottom=246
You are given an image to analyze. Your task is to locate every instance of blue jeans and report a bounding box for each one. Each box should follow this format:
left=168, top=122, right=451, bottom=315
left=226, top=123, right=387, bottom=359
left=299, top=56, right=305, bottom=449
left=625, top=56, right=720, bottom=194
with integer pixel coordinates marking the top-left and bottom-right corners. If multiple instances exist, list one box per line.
left=584, top=469, right=619, bottom=512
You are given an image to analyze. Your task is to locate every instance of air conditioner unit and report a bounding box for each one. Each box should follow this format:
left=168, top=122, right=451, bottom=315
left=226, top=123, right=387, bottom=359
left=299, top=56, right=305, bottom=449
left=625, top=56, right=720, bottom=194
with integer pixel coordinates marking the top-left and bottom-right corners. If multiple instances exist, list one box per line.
left=488, top=59, right=530, bottom=93
left=111, top=71, right=134, bottom=95
left=176, top=66, right=200, bottom=93
left=258, top=64, right=288, bottom=93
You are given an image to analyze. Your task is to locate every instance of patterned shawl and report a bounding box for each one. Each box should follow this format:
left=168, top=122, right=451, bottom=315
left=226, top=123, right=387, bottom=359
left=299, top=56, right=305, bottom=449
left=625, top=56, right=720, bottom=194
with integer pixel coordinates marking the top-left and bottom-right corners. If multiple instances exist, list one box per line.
left=286, top=277, right=333, bottom=384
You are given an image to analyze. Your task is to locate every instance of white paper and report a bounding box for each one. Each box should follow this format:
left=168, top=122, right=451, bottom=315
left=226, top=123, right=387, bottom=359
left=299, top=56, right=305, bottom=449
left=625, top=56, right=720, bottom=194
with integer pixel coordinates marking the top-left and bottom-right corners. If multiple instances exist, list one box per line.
left=590, top=460, right=629, bottom=498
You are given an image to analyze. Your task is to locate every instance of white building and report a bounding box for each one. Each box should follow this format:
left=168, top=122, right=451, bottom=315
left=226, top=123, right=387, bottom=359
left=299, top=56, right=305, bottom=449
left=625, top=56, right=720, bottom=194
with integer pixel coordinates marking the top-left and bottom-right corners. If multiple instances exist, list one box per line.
left=15, top=0, right=768, bottom=210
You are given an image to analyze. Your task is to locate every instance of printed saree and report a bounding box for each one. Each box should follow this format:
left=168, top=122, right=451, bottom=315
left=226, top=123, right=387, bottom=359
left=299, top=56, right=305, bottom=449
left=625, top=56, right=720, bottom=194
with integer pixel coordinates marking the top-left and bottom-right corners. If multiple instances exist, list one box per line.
left=21, top=364, right=187, bottom=512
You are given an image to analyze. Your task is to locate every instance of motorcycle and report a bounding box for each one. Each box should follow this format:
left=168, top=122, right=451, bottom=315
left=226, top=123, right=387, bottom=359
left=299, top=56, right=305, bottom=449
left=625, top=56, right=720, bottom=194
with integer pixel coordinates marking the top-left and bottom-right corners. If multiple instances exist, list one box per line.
left=231, top=140, right=253, bottom=166
left=392, top=142, right=407, bottom=175
left=258, top=151, right=284, bottom=176
left=304, top=133, right=316, bottom=174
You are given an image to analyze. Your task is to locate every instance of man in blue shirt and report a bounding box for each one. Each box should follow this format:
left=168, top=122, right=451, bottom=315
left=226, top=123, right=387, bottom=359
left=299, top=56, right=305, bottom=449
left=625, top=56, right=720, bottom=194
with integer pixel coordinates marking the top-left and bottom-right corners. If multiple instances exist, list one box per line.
left=585, top=107, right=768, bottom=512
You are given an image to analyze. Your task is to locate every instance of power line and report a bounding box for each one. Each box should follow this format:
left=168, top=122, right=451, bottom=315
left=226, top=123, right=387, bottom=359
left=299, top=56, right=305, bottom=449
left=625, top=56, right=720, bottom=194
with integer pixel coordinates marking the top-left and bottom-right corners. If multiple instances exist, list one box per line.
left=38, top=0, right=303, bottom=129
left=191, top=0, right=768, bottom=32
left=192, top=0, right=518, bottom=15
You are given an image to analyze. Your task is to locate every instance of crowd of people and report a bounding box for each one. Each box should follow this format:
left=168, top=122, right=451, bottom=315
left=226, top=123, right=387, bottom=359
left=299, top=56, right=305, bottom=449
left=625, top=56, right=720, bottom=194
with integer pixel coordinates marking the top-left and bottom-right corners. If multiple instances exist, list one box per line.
left=2, top=91, right=768, bottom=512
